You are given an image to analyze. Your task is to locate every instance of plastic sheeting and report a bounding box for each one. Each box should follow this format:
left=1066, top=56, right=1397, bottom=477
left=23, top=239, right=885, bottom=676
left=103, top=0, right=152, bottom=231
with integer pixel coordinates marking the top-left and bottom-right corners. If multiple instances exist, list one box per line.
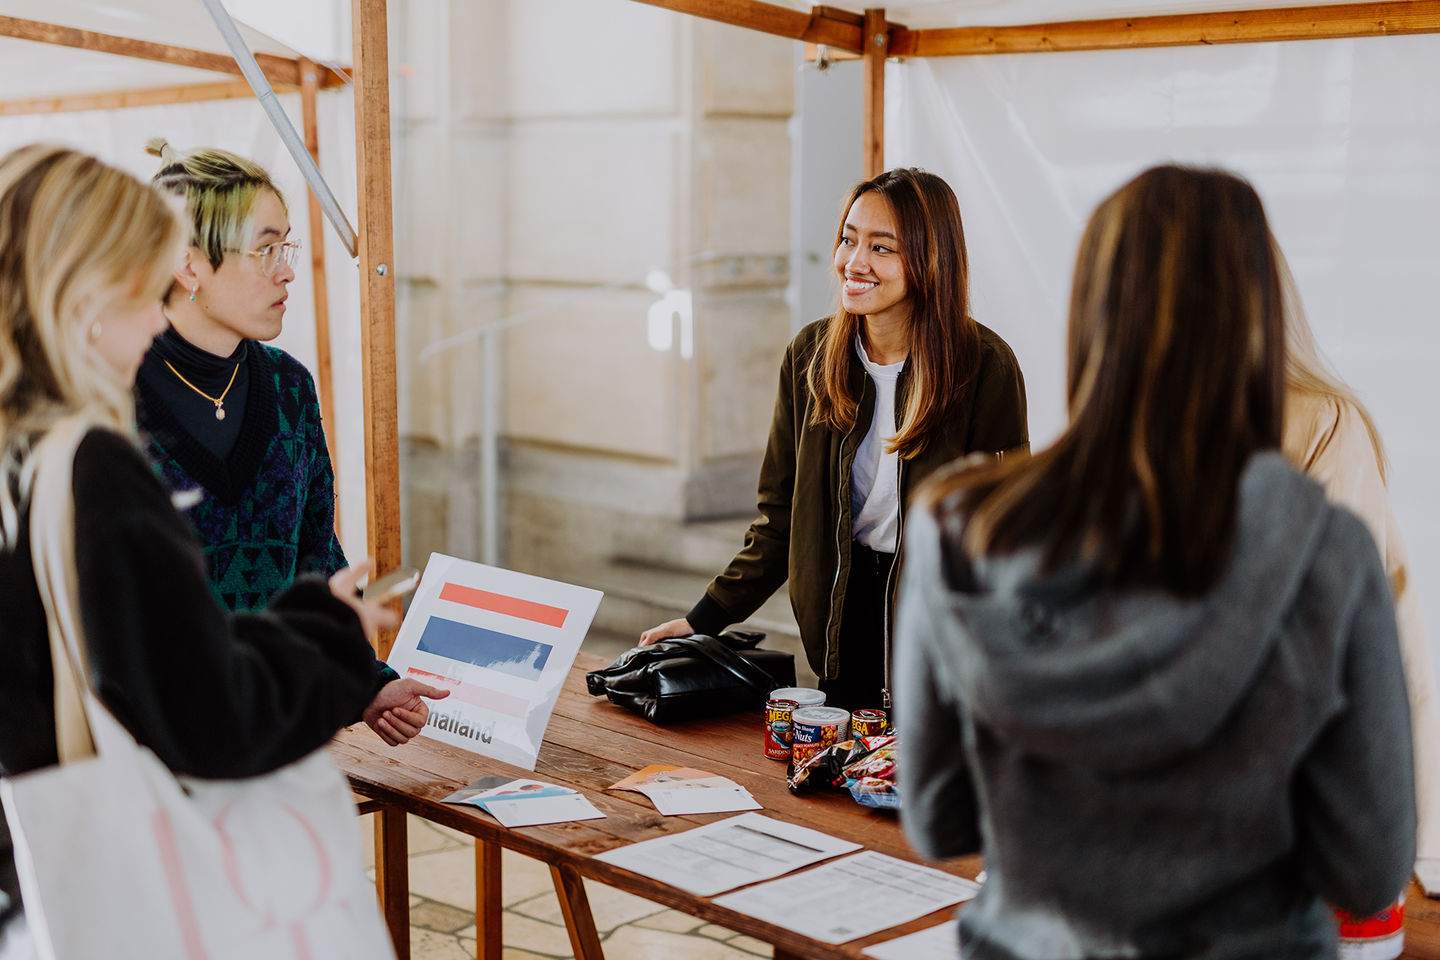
left=889, top=33, right=1440, bottom=648
left=0, top=93, right=369, bottom=558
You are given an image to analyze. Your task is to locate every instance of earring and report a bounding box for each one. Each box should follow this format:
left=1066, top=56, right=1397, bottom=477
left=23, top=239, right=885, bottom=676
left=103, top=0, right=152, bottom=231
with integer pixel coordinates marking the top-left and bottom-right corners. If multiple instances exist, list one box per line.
left=88, top=321, right=102, bottom=342
left=189, top=286, right=197, bottom=302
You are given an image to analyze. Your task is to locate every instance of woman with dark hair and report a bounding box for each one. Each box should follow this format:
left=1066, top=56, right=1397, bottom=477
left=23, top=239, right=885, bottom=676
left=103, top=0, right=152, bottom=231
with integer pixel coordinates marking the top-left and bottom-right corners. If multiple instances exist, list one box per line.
left=896, top=165, right=1414, bottom=957
left=640, top=167, right=1028, bottom=710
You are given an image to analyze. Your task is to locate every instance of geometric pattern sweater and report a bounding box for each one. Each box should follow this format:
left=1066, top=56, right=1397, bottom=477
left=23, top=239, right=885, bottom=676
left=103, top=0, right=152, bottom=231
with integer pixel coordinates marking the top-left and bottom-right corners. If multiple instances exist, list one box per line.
left=135, top=343, right=348, bottom=612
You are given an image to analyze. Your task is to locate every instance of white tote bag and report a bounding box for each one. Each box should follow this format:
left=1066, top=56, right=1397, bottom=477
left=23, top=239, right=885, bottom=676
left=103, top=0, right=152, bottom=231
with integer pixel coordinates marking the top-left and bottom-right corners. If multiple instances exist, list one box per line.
left=0, top=418, right=395, bottom=960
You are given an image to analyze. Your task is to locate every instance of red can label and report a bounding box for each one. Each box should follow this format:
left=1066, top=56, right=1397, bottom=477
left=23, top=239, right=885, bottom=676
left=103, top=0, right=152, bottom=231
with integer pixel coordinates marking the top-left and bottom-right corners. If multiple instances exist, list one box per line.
left=851, top=709, right=888, bottom=739
left=764, top=699, right=799, bottom=761
left=1335, top=896, right=1404, bottom=959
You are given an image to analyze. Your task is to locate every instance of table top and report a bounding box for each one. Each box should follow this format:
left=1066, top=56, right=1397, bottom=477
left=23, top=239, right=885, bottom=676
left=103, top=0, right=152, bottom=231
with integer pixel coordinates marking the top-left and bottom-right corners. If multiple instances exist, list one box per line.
left=331, top=652, right=1440, bottom=959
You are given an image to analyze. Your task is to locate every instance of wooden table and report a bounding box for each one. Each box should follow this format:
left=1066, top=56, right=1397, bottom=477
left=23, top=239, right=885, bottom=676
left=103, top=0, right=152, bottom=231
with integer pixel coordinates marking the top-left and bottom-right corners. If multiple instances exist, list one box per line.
left=332, top=653, right=1440, bottom=960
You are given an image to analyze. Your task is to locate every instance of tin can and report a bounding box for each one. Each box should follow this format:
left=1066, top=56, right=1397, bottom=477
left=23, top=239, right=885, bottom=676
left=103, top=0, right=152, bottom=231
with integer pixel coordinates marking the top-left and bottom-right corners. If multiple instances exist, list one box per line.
left=1336, top=897, right=1404, bottom=960
left=769, top=686, right=826, bottom=709
left=791, top=706, right=851, bottom=767
left=851, top=708, right=888, bottom=739
left=764, top=699, right=800, bottom=761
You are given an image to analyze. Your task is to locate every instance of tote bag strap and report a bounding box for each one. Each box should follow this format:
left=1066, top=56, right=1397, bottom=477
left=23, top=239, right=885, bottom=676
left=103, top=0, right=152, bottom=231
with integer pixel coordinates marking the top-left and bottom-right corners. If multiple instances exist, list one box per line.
left=28, top=415, right=100, bottom=763
left=668, top=634, right=783, bottom=697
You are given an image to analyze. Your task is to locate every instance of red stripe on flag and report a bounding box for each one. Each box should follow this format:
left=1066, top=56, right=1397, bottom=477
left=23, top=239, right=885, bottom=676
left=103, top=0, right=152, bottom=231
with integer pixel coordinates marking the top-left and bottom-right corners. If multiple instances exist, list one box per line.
left=439, top=582, right=568, bottom=627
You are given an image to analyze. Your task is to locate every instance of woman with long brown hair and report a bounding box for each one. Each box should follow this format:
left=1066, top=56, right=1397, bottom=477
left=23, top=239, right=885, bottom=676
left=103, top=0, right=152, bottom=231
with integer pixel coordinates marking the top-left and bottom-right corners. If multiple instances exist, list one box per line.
left=895, top=165, right=1414, bottom=957
left=641, top=167, right=1028, bottom=710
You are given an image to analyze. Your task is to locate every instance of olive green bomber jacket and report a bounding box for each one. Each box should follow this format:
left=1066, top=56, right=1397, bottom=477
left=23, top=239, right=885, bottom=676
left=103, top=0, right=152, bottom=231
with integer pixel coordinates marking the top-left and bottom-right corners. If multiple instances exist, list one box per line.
left=686, top=317, right=1029, bottom=682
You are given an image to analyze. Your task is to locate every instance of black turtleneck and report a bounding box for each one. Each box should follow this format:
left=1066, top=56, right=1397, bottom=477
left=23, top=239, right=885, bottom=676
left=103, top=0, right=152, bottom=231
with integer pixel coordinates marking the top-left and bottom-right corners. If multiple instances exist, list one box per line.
left=138, top=326, right=250, bottom=461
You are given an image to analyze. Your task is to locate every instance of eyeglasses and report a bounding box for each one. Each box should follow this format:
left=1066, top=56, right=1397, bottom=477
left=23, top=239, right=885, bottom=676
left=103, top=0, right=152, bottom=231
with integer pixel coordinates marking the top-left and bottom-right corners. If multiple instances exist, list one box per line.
left=235, top=240, right=302, bottom=277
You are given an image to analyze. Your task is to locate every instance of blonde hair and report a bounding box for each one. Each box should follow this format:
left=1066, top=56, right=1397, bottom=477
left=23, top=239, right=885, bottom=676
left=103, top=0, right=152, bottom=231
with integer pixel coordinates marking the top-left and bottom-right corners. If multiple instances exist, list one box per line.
left=0, top=144, right=182, bottom=545
left=146, top=138, right=284, bottom=272
left=1275, top=238, right=1388, bottom=481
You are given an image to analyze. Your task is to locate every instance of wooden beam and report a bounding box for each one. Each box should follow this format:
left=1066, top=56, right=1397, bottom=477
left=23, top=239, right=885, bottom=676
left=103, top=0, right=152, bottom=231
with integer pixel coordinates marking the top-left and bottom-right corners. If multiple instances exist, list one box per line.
left=299, top=57, right=341, bottom=539
left=0, top=14, right=350, bottom=88
left=352, top=0, right=402, bottom=658
left=0, top=79, right=296, bottom=116
left=863, top=8, right=886, bottom=178
left=888, top=1, right=1440, bottom=57
left=629, top=0, right=866, bottom=53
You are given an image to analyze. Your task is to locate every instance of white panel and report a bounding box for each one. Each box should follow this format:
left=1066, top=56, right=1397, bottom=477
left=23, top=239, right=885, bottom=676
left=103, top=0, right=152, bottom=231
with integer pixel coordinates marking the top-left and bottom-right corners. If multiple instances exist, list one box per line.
left=891, top=32, right=1440, bottom=656
left=697, top=19, right=795, bottom=117
left=506, top=0, right=678, bottom=118
left=506, top=122, right=679, bottom=283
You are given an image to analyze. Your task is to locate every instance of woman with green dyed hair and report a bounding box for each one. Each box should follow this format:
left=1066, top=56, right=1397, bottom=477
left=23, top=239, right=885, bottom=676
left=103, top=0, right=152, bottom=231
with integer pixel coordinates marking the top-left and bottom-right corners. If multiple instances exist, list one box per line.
left=136, top=139, right=443, bottom=748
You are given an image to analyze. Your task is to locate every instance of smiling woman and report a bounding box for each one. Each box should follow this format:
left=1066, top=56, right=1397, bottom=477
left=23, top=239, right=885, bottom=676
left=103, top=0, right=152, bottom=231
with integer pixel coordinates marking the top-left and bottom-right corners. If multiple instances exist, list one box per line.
left=640, top=168, right=1030, bottom=710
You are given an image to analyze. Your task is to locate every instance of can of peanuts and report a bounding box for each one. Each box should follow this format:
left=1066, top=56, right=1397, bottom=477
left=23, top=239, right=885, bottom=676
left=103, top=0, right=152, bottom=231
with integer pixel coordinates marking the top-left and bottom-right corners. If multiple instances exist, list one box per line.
left=850, top=708, right=888, bottom=739
left=790, top=706, right=851, bottom=767
left=764, top=699, right=800, bottom=761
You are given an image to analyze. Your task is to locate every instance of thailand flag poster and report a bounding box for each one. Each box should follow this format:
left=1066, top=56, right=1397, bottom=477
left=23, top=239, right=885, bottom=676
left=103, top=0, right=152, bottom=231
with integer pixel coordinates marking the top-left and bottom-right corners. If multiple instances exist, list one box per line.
left=384, top=553, right=603, bottom=769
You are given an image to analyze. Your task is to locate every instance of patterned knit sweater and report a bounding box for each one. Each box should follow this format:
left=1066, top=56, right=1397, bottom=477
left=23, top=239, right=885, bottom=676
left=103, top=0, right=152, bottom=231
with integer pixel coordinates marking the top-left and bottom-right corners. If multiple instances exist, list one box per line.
left=136, top=343, right=348, bottom=612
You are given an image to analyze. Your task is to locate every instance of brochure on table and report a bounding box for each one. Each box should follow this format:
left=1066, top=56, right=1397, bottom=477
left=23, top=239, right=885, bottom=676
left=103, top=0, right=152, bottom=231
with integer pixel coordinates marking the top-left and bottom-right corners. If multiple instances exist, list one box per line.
left=713, top=851, right=978, bottom=943
left=863, top=920, right=960, bottom=960
left=594, top=812, right=860, bottom=897
left=385, top=553, right=602, bottom=770
left=609, top=765, right=761, bottom=815
left=444, top=776, right=605, bottom=828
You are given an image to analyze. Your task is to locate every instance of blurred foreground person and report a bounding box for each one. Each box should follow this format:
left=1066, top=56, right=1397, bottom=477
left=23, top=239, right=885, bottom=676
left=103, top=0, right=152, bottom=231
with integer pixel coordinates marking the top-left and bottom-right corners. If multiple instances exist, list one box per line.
left=896, top=165, right=1414, bottom=959
left=0, top=145, right=432, bottom=955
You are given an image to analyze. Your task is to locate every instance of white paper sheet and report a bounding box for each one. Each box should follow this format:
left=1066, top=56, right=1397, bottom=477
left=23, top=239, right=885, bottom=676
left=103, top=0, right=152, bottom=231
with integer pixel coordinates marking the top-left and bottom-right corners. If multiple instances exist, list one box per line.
left=593, top=813, right=861, bottom=897
left=481, top=793, right=606, bottom=828
left=644, top=786, right=761, bottom=815
left=384, top=553, right=603, bottom=770
left=864, top=920, right=960, bottom=960
left=713, top=851, right=978, bottom=943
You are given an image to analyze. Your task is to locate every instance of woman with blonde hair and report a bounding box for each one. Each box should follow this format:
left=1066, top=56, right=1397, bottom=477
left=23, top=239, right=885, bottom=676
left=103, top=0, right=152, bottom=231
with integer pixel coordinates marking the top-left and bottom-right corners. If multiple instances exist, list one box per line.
left=0, top=145, right=436, bottom=953
left=1279, top=255, right=1440, bottom=887
left=641, top=168, right=1028, bottom=709
left=896, top=165, right=1413, bottom=957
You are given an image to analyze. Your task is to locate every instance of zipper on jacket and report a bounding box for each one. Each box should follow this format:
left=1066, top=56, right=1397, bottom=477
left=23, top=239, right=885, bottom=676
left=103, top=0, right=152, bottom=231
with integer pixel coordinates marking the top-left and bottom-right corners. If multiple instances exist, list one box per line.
left=880, top=457, right=906, bottom=710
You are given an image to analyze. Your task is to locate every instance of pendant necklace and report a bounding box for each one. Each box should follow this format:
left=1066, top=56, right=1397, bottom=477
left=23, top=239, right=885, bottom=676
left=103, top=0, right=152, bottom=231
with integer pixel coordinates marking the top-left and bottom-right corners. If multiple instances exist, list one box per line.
left=164, top=359, right=240, bottom=421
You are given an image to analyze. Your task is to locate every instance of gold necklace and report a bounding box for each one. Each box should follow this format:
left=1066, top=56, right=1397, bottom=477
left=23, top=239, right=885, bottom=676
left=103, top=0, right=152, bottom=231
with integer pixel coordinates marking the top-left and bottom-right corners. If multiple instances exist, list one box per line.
left=163, top=359, right=240, bottom=421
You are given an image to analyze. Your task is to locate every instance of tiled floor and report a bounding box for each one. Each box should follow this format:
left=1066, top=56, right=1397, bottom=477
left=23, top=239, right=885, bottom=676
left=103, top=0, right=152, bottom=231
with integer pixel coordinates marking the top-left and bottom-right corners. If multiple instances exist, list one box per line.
left=359, top=813, right=774, bottom=959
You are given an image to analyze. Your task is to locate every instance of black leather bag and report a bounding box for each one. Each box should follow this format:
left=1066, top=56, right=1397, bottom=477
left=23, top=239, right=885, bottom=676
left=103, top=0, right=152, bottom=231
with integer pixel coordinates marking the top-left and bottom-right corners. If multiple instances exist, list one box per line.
left=585, top=630, right=796, bottom=724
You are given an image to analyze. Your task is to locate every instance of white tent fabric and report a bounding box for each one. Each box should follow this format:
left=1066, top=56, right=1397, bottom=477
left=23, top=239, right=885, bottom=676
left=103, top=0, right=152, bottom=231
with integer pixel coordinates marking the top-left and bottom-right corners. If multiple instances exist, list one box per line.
left=889, top=31, right=1440, bottom=654
left=0, top=1, right=368, bottom=557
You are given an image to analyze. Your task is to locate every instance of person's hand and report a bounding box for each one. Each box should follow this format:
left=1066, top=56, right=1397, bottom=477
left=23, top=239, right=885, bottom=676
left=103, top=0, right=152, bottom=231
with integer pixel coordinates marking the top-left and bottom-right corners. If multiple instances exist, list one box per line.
left=328, top=560, right=399, bottom=646
left=364, top=678, right=450, bottom=747
left=640, top=618, right=694, bottom=647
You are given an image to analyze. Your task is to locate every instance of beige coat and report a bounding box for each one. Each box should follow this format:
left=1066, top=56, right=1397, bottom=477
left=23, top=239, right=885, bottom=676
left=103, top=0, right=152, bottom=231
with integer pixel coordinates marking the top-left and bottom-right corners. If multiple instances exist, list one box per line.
left=1285, top=389, right=1439, bottom=863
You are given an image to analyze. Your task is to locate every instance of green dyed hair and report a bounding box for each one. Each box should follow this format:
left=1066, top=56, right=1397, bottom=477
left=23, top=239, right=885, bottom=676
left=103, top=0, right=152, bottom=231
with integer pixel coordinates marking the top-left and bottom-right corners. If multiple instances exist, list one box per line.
left=145, top=138, right=285, bottom=270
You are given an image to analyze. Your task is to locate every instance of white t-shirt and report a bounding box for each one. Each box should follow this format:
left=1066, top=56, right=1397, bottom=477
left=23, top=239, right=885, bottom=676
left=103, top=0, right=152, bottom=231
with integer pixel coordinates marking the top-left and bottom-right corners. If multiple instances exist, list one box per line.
left=851, top=335, right=905, bottom=553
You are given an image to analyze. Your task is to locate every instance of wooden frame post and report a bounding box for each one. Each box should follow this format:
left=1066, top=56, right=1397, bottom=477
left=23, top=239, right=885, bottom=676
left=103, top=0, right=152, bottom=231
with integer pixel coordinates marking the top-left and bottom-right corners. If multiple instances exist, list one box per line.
left=299, top=57, right=340, bottom=534
left=352, top=0, right=402, bottom=657
left=863, top=7, right=887, bottom=178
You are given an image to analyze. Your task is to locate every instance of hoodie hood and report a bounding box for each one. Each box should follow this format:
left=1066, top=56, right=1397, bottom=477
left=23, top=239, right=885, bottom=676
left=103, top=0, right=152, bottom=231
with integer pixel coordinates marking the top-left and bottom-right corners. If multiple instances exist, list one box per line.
left=945, top=452, right=1331, bottom=772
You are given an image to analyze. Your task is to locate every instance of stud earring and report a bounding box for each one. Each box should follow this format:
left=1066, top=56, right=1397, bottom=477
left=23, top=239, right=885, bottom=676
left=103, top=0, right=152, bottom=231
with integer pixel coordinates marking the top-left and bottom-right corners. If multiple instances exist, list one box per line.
left=189, top=286, right=197, bottom=302
left=88, top=321, right=102, bottom=342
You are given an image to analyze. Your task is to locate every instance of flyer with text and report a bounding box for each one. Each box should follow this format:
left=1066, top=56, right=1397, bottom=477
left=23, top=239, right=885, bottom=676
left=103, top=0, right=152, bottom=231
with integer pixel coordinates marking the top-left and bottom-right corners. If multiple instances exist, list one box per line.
left=385, top=553, right=603, bottom=769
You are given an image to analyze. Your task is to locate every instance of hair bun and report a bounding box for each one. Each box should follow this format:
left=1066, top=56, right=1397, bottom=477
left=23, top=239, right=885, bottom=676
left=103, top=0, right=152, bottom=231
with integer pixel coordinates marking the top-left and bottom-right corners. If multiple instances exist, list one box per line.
left=144, top=137, right=175, bottom=163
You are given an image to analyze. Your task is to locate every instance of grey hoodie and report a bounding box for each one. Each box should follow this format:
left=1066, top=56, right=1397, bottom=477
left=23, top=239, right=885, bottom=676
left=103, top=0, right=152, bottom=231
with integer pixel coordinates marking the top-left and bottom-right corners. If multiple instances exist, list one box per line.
left=895, top=452, right=1415, bottom=960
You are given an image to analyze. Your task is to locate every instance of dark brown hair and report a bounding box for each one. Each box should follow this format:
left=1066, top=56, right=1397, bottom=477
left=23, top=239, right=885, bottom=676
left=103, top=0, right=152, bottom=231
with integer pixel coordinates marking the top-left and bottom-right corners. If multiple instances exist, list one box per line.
left=806, top=168, right=979, bottom=459
left=930, top=165, right=1285, bottom=595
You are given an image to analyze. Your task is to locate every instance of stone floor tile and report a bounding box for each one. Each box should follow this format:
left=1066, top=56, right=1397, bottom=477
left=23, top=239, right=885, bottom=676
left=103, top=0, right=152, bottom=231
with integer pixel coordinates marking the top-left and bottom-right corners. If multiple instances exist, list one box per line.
left=602, top=925, right=760, bottom=960
left=728, top=933, right=775, bottom=956
left=698, top=922, right=734, bottom=939
left=501, top=849, right=565, bottom=906
left=412, top=898, right=477, bottom=934
left=501, top=949, right=557, bottom=960
left=409, top=815, right=470, bottom=854
left=503, top=913, right=577, bottom=957
left=406, top=847, right=479, bottom=910
left=508, top=880, right=664, bottom=932
left=633, top=909, right=707, bottom=933
left=409, top=927, right=474, bottom=960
